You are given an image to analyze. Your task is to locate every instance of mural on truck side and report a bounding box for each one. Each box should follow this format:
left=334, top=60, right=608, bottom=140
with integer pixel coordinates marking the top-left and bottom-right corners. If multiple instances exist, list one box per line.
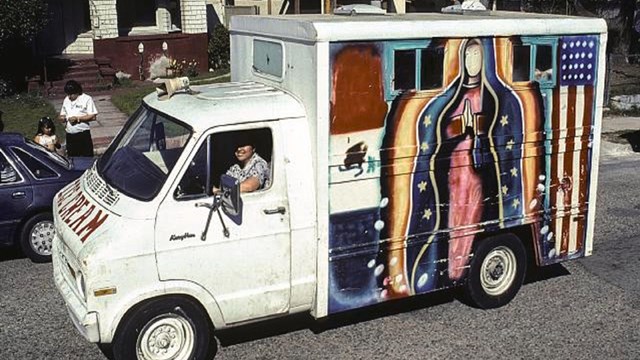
left=327, top=35, right=600, bottom=313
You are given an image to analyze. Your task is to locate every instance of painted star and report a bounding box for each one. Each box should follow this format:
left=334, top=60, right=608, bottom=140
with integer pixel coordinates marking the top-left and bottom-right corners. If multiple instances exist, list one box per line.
left=421, top=142, right=429, bottom=153
left=510, top=167, right=518, bottom=177
left=500, top=115, right=509, bottom=127
left=422, top=208, right=432, bottom=220
left=418, top=181, right=427, bottom=193
left=512, top=198, right=520, bottom=209
left=502, top=185, right=508, bottom=195
left=423, top=114, right=432, bottom=127
left=506, top=139, right=515, bottom=151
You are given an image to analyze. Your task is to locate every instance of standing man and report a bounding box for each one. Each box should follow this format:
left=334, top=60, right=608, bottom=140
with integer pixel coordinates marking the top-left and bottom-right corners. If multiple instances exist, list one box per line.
left=58, top=80, right=97, bottom=157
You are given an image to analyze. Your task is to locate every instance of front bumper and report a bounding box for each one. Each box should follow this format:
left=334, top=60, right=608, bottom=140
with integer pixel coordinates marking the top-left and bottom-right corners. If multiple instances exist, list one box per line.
left=52, top=236, right=101, bottom=343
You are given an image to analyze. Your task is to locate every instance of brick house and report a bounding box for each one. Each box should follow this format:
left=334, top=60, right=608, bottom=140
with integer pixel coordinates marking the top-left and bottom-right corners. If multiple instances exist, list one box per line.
left=35, top=0, right=208, bottom=92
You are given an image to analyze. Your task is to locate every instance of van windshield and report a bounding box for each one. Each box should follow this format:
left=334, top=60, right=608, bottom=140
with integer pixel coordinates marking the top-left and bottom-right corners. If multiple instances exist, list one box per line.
left=97, top=105, right=192, bottom=201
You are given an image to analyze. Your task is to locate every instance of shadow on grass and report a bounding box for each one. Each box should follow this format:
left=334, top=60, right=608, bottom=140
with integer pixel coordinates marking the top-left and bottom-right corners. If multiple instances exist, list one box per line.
left=216, top=263, right=570, bottom=348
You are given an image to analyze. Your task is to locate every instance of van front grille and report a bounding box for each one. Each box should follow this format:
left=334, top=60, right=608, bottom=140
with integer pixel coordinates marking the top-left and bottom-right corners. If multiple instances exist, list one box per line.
left=85, top=167, right=119, bottom=206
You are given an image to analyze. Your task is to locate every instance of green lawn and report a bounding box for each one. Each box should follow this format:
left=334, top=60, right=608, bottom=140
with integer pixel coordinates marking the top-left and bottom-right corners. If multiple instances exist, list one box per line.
left=0, top=93, right=63, bottom=140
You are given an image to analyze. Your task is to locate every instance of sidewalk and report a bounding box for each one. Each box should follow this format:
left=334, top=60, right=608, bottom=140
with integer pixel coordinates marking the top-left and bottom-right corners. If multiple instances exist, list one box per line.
left=49, top=94, right=128, bottom=155
left=602, top=113, right=639, bottom=133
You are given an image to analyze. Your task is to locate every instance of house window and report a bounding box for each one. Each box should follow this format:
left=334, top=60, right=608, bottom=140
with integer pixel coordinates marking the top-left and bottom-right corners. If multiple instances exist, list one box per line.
left=512, top=44, right=531, bottom=82
left=117, top=0, right=156, bottom=30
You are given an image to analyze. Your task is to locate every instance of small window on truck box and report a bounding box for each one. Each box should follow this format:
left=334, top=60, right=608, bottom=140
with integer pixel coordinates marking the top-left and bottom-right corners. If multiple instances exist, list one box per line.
left=252, top=39, right=284, bottom=79
left=384, top=40, right=443, bottom=100
left=515, top=37, right=558, bottom=88
left=512, top=44, right=531, bottom=82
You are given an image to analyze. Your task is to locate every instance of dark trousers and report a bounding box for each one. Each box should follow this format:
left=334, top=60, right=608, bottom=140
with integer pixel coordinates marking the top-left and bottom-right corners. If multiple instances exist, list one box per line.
left=66, top=130, right=94, bottom=157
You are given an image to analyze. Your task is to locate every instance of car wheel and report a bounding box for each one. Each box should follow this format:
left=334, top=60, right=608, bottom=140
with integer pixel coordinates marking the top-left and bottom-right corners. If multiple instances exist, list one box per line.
left=112, top=296, right=216, bottom=360
left=20, top=212, right=54, bottom=263
left=463, top=233, right=526, bottom=309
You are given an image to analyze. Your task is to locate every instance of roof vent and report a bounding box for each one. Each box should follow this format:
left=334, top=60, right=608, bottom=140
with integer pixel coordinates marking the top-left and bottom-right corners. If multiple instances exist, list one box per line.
left=334, top=4, right=386, bottom=16
left=441, top=0, right=488, bottom=14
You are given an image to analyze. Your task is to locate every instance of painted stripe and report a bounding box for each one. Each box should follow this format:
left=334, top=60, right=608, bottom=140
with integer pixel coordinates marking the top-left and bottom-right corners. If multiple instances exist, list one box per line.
left=569, top=85, right=584, bottom=253
left=560, top=86, right=576, bottom=256
left=549, top=88, right=560, bottom=257
left=554, top=87, right=567, bottom=256
left=576, top=85, right=594, bottom=252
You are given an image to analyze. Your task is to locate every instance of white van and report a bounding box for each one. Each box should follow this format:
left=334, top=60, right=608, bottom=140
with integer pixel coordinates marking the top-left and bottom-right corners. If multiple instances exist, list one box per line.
left=53, top=10, right=607, bottom=359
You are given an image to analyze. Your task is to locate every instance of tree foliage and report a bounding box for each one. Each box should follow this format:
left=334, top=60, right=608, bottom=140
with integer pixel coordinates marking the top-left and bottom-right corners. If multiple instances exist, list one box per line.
left=0, top=0, right=49, bottom=50
left=208, top=24, right=230, bottom=71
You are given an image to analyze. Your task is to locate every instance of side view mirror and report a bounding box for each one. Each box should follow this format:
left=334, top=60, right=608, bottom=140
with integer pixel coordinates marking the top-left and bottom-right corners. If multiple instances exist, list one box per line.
left=220, top=174, right=243, bottom=225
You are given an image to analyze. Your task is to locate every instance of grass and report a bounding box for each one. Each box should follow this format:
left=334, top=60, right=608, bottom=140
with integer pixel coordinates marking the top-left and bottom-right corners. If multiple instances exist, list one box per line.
left=0, top=93, right=63, bottom=140
left=111, top=84, right=157, bottom=116
left=111, top=70, right=231, bottom=116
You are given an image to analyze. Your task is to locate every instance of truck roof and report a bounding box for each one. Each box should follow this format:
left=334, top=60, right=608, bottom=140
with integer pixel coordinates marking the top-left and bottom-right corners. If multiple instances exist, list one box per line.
left=230, top=11, right=608, bottom=42
left=143, top=81, right=306, bottom=131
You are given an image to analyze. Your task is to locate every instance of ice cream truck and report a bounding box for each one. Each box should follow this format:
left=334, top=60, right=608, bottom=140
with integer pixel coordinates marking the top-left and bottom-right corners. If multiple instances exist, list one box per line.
left=53, top=8, right=607, bottom=359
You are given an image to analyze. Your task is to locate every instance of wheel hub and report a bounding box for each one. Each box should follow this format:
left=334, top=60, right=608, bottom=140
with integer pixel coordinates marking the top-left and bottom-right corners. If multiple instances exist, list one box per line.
left=480, top=246, right=517, bottom=296
left=30, top=221, right=54, bottom=256
left=137, top=314, right=195, bottom=360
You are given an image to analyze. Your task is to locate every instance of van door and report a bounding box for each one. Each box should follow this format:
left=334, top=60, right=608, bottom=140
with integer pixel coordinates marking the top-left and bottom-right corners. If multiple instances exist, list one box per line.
left=154, top=122, right=291, bottom=324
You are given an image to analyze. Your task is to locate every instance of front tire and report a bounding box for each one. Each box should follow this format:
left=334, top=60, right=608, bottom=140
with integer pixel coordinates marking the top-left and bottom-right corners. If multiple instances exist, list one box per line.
left=19, top=212, right=54, bottom=263
left=463, top=234, right=526, bottom=309
left=112, top=297, right=216, bottom=360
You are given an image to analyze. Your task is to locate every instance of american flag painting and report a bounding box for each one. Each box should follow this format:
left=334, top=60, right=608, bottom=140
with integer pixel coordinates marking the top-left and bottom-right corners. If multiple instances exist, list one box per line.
left=546, top=35, right=598, bottom=260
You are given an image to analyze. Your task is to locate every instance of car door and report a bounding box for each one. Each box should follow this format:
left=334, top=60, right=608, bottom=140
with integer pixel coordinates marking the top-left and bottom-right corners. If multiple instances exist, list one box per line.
left=155, top=122, right=292, bottom=324
left=0, top=149, right=32, bottom=246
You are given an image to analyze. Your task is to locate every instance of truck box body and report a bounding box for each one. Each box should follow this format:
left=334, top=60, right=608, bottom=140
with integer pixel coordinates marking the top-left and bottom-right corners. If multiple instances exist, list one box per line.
left=51, top=11, right=607, bottom=357
left=230, top=12, right=607, bottom=316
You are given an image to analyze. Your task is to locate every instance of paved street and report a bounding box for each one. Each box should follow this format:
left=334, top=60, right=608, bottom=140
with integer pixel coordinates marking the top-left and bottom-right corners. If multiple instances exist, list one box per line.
left=1, top=151, right=639, bottom=360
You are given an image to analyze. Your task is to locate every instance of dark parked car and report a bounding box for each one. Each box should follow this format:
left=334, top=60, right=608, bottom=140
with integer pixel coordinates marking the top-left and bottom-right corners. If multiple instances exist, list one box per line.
left=0, top=133, right=93, bottom=262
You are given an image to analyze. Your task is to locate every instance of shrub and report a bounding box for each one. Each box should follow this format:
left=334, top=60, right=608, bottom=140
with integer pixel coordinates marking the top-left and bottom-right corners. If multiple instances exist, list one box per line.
left=208, top=24, right=230, bottom=71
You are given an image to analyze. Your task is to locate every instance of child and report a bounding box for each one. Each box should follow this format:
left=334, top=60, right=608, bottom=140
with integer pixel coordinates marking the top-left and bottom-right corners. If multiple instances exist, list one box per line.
left=34, top=116, right=61, bottom=152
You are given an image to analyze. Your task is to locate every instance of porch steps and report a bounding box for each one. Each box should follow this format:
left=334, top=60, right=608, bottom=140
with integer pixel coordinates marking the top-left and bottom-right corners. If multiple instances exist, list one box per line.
left=42, top=56, right=118, bottom=97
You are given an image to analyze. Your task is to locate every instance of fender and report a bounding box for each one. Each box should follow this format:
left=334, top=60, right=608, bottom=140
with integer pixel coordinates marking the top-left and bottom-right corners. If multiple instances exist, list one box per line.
left=102, top=280, right=226, bottom=343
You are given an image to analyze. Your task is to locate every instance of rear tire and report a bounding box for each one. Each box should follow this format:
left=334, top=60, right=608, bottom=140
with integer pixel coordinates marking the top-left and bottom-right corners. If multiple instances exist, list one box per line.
left=463, top=234, right=526, bottom=309
left=112, top=296, right=216, bottom=360
left=19, top=212, right=54, bottom=263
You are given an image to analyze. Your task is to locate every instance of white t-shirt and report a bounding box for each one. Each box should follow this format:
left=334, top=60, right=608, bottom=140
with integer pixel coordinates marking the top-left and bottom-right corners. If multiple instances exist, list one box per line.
left=60, top=93, right=98, bottom=134
left=36, top=134, right=58, bottom=147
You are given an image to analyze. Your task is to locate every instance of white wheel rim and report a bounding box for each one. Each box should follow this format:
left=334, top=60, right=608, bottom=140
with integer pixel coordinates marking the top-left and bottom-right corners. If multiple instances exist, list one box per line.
left=30, top=220, right=54, bottom=256
left=480, top=245, right=517, bottom=296
left=137, top=313, right=195, bottom=360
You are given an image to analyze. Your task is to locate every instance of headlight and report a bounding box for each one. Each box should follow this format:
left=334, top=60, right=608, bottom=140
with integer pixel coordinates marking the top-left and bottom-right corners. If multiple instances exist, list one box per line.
left=76, top=270, right=87, bottom=301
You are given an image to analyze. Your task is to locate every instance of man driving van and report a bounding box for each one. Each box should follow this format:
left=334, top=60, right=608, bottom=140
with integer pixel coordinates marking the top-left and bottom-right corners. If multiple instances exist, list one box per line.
left=223, top=133, right=270, bottom=193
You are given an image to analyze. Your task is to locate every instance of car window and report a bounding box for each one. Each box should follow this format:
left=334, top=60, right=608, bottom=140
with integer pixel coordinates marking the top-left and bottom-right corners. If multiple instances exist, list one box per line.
left=25, top=139, right=70, bottom=169
left=0, top=151, right=22, bottom=184
left=12, top=148, right=57, bottom=179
